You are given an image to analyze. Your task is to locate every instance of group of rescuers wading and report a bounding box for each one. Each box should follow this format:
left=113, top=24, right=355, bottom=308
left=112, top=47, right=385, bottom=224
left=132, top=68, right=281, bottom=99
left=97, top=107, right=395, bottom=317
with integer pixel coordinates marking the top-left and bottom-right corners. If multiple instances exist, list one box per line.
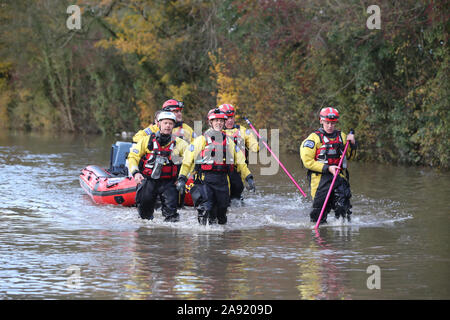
left=127, top=99, right=357, bottom=225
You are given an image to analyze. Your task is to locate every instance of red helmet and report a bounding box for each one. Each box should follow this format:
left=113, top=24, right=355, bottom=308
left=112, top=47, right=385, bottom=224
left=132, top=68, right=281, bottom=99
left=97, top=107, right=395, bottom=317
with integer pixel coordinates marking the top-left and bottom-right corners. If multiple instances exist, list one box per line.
left=162, top=99, right=184, bottom=111
left=218, top=104, right=235, bottom=117
left=207, top=108, right=228, bottom=121
left=319, top=107, right=339, bottom=122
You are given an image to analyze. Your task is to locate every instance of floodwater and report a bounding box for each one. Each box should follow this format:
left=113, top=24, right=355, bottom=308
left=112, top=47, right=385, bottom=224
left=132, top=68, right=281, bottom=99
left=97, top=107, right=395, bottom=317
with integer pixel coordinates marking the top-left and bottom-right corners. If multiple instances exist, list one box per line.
left=0, top=131, right=448, bottom=299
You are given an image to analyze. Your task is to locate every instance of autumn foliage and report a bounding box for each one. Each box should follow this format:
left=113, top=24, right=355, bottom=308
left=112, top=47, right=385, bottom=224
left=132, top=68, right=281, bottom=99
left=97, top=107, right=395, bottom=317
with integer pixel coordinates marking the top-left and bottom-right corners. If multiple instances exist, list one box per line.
left=0, top=0, right=448, bottom=168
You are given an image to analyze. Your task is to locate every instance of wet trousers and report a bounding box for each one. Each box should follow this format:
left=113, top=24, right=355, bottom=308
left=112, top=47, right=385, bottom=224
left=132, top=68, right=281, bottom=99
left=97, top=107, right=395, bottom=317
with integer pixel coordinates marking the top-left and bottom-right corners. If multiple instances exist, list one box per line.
left=228, top=170, right=244, bottom=201
left=193, top=172, right=230, bottom=225
left=135, top=178, right=179, bottom=221
left=309, top=172, right=352, bottom=223
left=176, top=164, right=185, bottom=208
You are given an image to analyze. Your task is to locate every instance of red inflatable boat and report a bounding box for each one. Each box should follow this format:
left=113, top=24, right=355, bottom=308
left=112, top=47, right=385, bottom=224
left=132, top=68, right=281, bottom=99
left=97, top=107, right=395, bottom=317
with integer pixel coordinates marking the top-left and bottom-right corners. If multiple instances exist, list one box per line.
left=79, top=165, right=137, bottom=206
left=79, top=141, right=195, bottom=207
left=79, top=165, right=196, bottom=207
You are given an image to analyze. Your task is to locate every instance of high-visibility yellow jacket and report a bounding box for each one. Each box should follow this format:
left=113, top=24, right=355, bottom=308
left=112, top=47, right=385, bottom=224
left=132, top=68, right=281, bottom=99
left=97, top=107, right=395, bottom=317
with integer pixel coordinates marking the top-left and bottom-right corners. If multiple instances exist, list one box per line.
left=179, top=131, right=251, bottom=182
left=223, top=124, right=259, bottom=155
left=300, top=129, right=355, bottom=198
left=133, top=123, right=196, bottom=144
left=132, top=124, right=159, bottom=143
left=128, top=133, right=189, bottom=177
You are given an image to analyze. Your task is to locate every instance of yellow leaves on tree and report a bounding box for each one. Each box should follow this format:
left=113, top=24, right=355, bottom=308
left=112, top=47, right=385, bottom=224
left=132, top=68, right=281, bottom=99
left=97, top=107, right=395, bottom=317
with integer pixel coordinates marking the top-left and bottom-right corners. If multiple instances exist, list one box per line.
left=0, top=62, right=12, bottom=128
left=136, top=90, right=156, bottom=128
left=209, top=46, right=281, bottom=127
left=97, top=14, right=161, bottom=62
left=209, top=49, right=239, bottom=108
left=95, top=0, right=183, bottom=66
left=0, top=87, right=10, bottom=128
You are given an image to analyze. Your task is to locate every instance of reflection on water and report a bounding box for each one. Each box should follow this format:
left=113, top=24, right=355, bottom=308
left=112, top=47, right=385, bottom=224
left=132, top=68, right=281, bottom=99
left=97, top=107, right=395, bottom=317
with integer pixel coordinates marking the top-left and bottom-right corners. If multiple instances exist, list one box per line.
left=0, top=131, right=449, bottom=299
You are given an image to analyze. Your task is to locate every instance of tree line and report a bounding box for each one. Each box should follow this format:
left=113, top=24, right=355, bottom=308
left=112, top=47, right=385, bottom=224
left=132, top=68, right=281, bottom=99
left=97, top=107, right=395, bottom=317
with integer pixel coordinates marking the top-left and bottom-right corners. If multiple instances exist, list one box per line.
left=0, top=0, right=448, bottom=168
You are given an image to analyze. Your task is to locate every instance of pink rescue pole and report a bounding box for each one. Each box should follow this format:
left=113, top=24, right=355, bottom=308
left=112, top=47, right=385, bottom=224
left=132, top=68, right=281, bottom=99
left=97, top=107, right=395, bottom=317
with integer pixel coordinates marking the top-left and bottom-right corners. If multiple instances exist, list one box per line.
left=243, top=117, right=307, bottom=198
left=314, top=132, right=353, bottom=229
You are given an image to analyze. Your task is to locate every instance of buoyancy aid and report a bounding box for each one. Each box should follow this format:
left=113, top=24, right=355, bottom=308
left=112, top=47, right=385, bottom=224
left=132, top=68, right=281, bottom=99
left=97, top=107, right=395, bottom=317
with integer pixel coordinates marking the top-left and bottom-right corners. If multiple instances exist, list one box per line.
left=172, top=122, right=185, bottom=140
left=199, top=131, right=234, bottom=173
left=139, top=133, right=178, bottom=179
left=314, top=129, right=346, bottom=167
left=225, top=125, right=249, bottom=162
left=229, top=125, right=245, bottom=148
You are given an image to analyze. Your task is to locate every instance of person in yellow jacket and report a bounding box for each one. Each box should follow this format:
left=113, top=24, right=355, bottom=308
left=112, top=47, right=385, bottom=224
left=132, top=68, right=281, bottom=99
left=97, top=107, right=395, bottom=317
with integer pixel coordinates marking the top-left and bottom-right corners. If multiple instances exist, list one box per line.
left=126, top=110, right=160, bottom=178
left=300, top=107, right=357, bottom=223
left=132, top=110, right=161, bottom=143
left=133, top=99, right=196, bottom=144
left=128, top=111, right=189, bottom=222
left=176, top=108, right=255, bottom=225
left=132, top=100, right=195, bottom=208
left=218, top=103, right=259, bottom=203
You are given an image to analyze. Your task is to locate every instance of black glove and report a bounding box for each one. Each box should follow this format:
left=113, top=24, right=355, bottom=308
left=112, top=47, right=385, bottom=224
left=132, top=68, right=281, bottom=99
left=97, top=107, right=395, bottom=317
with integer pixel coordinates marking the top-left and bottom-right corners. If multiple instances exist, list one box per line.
left=245, top=174, right=255, bottom=192
left=176, top=175, right=188, bottom=193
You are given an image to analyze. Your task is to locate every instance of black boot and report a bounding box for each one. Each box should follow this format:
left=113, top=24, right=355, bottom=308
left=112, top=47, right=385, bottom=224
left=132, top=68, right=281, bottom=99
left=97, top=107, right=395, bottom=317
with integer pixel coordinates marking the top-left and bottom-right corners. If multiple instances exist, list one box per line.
left=162, top=207, right=179, bottom=222
left=310, top=216, right=327, bottom=224
left=208, top=206, right=218, bottom=225
left=138, top=206, right=154, bottom=220
left=310, top=207, right=327, bottom=224
left=208, top=216, right=217, bottom=225
left=335, top=208, right=345, bottom=220
left=335, top=201, right=352, bottom=222
left=198, top=209, right=208, bottom=225
left=346, top=208, right=352, bottom=222
left=164, top=213, right=180, bottom=222
left=217, top=207, right=228, bottom=225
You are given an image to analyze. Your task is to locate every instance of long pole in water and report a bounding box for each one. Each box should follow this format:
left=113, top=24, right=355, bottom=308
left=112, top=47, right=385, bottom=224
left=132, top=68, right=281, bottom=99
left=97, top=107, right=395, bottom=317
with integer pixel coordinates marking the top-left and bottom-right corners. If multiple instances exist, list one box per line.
left=314, top=130, right=353, bottom=229
left=243, top=117, right=307, bottom=197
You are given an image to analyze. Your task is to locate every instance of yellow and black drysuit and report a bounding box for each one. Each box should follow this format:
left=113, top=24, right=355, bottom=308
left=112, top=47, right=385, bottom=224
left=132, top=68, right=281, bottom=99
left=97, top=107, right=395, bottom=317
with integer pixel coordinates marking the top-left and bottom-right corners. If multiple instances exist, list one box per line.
left=132, top=124, right=159, bottom=143
left=128, top=132, right=189, bottom=221
left=178, top=129, right=253, bottom=225
left=300, top=128, right=356, bottom=223
left=132, top=122, right=196, bottom=207
left=223, top=124, right=259, bottom=201
left=133, top=122, right=196, bottom=144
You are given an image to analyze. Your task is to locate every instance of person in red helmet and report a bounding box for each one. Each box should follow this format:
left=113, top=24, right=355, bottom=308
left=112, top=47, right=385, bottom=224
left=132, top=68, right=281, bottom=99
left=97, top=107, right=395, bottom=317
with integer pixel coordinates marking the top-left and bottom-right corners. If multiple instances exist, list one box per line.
left=128, top=112, right=189, bottom=222
left=300, top=107, right=357, bottom=223
left=161, top=99, right=196, bottom=143
left=133, top=99, right=196, bottom=144
left=176, top=108, right=254, bottom=225
left=219, top=103, right=259, bottom=203
left=132, top=99, right=196, bottom=208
